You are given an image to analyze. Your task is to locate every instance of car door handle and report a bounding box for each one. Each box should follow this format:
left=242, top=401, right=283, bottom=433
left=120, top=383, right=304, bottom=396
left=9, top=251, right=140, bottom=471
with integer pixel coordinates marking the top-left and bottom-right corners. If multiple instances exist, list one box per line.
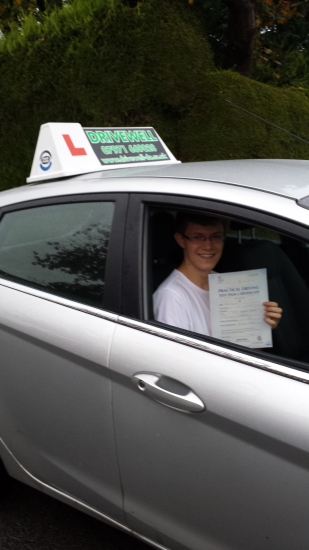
left=132, top=373, right=205, bottom=413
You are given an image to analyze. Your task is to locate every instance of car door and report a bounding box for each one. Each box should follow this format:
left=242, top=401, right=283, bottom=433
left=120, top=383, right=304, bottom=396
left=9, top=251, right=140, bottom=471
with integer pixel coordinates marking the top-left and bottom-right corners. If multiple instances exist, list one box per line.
left=0, top=192, right=127, bottom=523
left=110, top=192, right=309, bottom=550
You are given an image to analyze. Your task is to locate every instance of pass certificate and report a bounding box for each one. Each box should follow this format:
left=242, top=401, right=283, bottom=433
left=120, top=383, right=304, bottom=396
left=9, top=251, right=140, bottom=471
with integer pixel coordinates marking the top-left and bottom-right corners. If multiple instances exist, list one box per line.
left=208, top=269, right=272, bottom=349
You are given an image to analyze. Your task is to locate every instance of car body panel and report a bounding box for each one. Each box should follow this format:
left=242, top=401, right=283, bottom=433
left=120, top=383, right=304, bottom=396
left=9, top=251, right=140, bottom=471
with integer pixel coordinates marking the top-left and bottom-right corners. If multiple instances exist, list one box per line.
left=86, top=159, right=309, bottom=200
left=0, top=281, right=124, bottom=522
left=110, top=320, right=309, bottom=550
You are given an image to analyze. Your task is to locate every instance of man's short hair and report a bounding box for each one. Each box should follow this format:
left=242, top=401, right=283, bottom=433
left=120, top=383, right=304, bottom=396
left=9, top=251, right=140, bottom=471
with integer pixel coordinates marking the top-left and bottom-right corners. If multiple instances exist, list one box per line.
left=175, top=212, right=227, bottom=235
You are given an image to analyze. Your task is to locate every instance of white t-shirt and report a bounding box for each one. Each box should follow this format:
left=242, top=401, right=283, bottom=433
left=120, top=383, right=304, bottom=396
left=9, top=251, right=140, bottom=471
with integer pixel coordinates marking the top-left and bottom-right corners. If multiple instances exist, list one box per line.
left=153, top=269, right=211, bottom=336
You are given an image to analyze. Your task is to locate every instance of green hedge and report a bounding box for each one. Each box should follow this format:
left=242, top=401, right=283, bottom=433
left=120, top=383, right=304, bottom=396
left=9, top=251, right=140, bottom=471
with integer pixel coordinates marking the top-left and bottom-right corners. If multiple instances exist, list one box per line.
left=178, top=71, right=309, bottom=162
left=0, top=0, right=308, bottom=191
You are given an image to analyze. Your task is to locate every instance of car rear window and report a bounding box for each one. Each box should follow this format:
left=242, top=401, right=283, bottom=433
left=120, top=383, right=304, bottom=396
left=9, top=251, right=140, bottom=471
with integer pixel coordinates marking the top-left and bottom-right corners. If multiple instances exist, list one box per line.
left=0, top=201, right=115, bottom=307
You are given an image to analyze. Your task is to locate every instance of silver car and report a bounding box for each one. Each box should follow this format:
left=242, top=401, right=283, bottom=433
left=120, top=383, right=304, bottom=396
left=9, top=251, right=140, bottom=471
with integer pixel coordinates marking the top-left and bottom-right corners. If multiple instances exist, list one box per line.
left=1, top=154, right=309, bottom=550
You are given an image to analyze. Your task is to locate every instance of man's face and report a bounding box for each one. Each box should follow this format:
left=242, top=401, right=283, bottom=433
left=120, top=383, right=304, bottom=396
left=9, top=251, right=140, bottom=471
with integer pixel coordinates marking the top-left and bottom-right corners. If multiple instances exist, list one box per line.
left=175, top=222, right=225, bottom=274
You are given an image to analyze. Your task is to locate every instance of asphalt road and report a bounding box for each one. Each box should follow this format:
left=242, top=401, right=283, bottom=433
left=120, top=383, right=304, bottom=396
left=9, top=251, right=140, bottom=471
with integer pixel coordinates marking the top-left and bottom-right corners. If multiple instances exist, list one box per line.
left=0, top=477, right=149, bottom=550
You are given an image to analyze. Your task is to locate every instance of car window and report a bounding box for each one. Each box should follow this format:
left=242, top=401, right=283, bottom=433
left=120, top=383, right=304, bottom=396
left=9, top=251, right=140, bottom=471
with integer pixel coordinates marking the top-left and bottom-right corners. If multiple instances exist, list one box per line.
left=147, top=206, right=309, bottom=367
left=0, top=201, right=115, bottom=307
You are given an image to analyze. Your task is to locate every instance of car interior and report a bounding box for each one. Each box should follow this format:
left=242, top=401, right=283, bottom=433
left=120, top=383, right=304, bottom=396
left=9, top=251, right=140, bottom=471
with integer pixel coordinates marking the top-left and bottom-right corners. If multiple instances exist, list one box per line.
left=148, top=207, right=309, bottom=366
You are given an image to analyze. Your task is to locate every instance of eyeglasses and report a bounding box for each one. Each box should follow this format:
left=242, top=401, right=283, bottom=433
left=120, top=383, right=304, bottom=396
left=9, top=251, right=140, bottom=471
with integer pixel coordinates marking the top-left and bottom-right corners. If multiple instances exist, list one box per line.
left=182, top=233, right=225, bottom=244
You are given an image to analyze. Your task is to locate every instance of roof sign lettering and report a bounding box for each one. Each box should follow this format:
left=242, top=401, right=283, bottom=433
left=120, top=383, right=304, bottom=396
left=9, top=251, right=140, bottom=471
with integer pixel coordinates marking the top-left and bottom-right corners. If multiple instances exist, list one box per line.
left=83, top=127, right=170, bottom=167
left=85, top=129, right=158, bottom=144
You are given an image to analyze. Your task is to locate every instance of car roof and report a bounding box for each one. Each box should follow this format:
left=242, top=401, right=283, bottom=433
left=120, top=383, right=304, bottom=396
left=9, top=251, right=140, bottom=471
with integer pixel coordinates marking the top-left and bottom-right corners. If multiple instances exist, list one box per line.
left=81, top=159, right=309, bottom=201
left=1, top=159, right=309, bottom=208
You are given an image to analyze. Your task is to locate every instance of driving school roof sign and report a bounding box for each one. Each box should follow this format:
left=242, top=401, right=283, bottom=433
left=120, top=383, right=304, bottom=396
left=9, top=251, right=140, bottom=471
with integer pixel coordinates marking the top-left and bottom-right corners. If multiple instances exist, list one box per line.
left=27, top=123, right=180, bottom=183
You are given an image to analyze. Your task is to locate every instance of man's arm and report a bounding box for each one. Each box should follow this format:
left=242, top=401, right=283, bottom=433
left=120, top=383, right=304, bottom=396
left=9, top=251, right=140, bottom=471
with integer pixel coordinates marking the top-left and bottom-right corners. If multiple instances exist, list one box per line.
left=153, top=289, right=192, bottom=331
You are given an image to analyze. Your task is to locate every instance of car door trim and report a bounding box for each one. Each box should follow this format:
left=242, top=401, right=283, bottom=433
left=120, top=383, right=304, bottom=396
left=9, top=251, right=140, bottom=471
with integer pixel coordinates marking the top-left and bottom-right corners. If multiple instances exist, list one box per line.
left=118, top=315, right=309, bottom=385
left=0, top=277, right=118, bottom=323
left=1, top=276, right=309, bottom=385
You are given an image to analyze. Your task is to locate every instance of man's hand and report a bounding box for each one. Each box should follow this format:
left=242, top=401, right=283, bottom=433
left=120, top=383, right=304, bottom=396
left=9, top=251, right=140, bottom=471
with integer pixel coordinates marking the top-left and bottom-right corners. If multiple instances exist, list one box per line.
left=263, top=301, right=282, bottom=330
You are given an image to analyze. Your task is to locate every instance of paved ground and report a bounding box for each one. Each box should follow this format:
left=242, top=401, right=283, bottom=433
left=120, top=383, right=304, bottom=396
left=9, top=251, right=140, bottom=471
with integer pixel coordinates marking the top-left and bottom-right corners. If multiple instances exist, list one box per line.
left=0, top=477, right=149, bottom=550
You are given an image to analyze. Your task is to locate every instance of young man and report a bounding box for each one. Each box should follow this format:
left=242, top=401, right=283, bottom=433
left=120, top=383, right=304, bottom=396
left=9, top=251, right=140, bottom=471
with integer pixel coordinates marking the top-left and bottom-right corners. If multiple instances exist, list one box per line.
left=153, top=213, right=282, bottom=337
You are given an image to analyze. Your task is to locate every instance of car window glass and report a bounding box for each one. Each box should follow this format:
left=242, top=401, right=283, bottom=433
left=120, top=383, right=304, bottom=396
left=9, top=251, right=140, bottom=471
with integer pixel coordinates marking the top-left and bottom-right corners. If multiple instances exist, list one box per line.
left=227, top=224, right=281, bottom=244
left=148, top=207, right=309, bottom=368
left=0, top=201, right=115, bottom=307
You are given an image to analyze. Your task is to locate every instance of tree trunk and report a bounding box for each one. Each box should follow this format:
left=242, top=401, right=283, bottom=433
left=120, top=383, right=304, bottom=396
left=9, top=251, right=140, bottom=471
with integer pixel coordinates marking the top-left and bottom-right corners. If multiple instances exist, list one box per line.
left=223, top=0, right=256, bottom=77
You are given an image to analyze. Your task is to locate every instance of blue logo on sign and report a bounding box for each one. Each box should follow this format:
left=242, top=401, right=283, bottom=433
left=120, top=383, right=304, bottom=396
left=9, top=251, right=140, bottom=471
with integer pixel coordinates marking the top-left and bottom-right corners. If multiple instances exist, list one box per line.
left=40, top=150, right=52, bottom=171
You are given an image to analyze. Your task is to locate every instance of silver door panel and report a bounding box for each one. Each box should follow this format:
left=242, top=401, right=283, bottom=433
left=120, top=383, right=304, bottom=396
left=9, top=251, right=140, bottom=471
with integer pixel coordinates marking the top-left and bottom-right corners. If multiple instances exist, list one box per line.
left=0, top=283, right=124, bottom=522
left=110, top=322, right=309, bottom=550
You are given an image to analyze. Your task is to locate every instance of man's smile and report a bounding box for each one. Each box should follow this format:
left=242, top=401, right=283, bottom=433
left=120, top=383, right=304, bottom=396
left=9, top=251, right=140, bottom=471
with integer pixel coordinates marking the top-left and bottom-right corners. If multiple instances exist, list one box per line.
left=175, top=221, right=225, bottom=281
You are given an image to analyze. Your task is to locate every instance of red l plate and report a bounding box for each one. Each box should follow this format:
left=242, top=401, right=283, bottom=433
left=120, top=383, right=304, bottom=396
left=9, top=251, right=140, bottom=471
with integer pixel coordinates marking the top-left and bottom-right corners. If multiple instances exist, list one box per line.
left=62, top=134, right=87, bottom=156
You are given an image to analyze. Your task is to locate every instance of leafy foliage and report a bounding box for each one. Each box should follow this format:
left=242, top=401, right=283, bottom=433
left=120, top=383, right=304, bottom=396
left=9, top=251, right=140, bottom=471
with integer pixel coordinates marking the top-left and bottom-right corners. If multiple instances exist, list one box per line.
left=257, top=0, right=300, bottom=27
left=255, top=2, right=309, bottom=86
left=0, top=0, right=63, bottom=33
left=187, top=0, right=228, bottom=69
left=178, top=70, right=309, bottom=162
left=189, top=0, right=309, bottom=81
